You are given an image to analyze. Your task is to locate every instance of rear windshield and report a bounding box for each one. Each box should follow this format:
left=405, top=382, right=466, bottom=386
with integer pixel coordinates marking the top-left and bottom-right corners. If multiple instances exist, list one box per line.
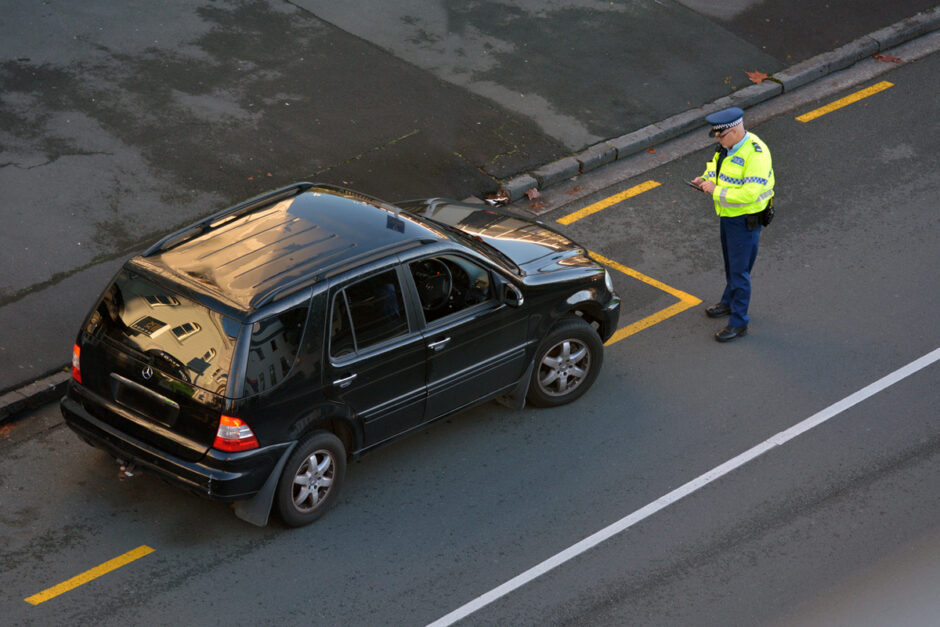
left=89, top=270, right=240, bottom=394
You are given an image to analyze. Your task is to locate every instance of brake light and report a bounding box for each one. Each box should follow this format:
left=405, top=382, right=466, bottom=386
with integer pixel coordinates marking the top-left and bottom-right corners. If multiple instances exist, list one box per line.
left=213, top=415, right=259, bottom=452
left=72, top=344, right=82, bottom=383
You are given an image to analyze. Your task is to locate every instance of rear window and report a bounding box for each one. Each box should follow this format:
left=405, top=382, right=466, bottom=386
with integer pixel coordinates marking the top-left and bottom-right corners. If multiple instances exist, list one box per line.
left=88, top=270, right=240, bottom=393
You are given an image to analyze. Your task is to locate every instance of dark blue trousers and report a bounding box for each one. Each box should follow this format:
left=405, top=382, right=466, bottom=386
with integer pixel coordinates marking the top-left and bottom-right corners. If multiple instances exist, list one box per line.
left=719, top=215, right=761, bottom=327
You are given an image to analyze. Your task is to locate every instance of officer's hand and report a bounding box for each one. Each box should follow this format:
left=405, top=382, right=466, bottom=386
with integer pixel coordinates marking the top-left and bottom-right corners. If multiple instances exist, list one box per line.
left=699, top=180, right=716, bottom=194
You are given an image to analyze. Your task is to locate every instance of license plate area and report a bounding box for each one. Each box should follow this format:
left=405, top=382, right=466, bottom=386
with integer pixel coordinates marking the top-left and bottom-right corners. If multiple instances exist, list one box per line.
left=110, top=373, right=180, bottom=428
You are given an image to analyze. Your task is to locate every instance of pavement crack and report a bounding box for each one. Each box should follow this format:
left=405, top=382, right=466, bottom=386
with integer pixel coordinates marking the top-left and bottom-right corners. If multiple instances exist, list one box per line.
left=0, top=151, right=116, bottom=171
left=309, top=129, right=421, bottom=176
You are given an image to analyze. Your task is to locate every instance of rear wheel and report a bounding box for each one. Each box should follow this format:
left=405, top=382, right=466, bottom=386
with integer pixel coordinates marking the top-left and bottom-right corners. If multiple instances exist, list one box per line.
left=526, top=316, right=603, bottom=408
left=276, top=431, right=346, bottom=527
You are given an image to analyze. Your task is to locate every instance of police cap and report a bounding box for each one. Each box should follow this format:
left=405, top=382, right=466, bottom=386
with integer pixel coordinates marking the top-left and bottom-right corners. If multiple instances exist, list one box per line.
left=706, top=107, right=744, bottom=137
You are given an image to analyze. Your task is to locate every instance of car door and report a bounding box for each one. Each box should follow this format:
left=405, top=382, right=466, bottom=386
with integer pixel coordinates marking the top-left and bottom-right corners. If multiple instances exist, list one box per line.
left=325, top=266, right=427, bottom=447
left=407, top=253, right=530, bottom=419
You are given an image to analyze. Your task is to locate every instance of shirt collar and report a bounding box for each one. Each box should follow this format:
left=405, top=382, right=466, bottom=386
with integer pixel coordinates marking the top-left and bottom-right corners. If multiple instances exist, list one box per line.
left=728, top=131, right=749, bottom=156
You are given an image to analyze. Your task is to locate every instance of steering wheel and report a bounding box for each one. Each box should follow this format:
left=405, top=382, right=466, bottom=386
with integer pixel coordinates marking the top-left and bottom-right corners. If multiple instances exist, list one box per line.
left=415, top=259, right=453, bottom=311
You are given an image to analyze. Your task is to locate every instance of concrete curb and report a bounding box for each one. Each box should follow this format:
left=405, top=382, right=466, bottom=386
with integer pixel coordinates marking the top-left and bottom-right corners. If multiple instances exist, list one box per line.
left=498, top=6, right=940, bottom=201
left=0, top=369, right=70, bottom=424
left=1, top=8, right=938, bottom=425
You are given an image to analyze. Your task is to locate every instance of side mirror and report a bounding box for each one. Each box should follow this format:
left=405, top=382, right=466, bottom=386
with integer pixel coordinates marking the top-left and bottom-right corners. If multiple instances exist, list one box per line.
left=501, top=283, right=524, bottom=307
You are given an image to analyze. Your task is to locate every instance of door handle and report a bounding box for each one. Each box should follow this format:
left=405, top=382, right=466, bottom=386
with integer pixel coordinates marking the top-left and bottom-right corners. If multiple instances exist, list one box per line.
left=332, top=373, right=357, bottom=388
left=428, top=337, right=451, bottom=352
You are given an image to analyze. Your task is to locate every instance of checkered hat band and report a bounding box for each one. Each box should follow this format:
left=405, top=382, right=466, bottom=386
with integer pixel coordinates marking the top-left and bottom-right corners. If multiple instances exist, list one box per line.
left=712, top=117, right=742, bottom=131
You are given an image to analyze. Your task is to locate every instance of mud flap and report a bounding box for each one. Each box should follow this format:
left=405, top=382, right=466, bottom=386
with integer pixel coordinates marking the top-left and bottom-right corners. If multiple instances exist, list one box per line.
left=496, top=359, right=535, bottom=410
left=233, top=442, right=297, bottom=527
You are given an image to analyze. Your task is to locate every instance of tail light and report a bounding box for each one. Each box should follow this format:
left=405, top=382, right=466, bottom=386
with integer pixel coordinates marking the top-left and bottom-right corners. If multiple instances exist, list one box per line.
left=72, top=344, right=82, bottom=383
left=213, top=415, right=259, bottom=452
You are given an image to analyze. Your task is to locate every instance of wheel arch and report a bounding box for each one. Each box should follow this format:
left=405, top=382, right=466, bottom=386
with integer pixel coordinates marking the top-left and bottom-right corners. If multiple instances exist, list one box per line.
left=287, top=405, right=361, bottom=460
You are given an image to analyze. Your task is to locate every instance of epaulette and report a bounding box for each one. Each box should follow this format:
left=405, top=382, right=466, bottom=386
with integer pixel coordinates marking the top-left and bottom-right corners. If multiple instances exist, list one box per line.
left=752, top=142, right=762, bottom=153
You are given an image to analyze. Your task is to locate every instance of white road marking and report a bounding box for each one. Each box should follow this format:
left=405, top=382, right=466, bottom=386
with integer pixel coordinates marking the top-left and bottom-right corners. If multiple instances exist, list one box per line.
left=428, top=348, right=940, bottom=626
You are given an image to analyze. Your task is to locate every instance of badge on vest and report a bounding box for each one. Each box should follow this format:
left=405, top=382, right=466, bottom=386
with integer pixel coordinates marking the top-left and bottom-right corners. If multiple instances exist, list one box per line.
left=731, top=156, right=745, bottom=166
left=752, top=142, right=762, bottom=152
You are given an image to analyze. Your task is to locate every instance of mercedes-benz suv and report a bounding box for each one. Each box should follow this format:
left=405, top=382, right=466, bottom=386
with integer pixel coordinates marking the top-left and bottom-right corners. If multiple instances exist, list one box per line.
left=61, top=183, right=620, bottom=527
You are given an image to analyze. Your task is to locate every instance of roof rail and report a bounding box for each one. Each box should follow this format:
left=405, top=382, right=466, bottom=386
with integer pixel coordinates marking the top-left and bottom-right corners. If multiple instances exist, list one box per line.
left=143, top=182, right=318, bottom=256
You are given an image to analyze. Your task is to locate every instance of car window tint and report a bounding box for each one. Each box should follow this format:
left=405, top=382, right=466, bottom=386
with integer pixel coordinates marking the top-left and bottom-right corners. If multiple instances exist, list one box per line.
left=92, top=270, right=238, bottom=392
left=331, top=269, right=408, bottom=357
left=244, top=302, right=311, bottom=395
left=410, top=255, right=493, bottom=323
left=343, top=269, right=408, bottom=350
left=330, top=293, right=356, bottom=358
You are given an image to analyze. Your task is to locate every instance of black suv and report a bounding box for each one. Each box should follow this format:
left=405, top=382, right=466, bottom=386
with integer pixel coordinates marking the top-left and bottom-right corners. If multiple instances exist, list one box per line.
left=61, top=183, right=620, bottom=527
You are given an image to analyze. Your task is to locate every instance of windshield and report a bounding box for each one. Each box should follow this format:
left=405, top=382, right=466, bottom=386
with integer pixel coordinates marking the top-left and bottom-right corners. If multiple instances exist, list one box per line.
left=89, top=270, right=240, bottom=393
left=421, top=216, right=520, bottom=273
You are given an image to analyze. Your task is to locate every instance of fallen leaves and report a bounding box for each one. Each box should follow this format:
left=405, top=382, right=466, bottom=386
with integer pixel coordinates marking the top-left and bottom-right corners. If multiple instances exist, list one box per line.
left=525, top=188, right=541, bottom=200
left=746, top=70, right=769, bottom=85
left=873, top=54, right=902, bottom=64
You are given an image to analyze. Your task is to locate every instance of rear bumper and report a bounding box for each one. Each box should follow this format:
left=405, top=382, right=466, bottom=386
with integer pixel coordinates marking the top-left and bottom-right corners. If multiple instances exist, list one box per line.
left=61, top=394, right=291, bottom=502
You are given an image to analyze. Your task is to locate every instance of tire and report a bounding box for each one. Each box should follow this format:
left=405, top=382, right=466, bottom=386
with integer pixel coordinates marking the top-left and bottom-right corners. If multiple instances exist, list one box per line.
left=526, top=316, right=604, bottom=408
left=275, top=431, right=346, bottom=527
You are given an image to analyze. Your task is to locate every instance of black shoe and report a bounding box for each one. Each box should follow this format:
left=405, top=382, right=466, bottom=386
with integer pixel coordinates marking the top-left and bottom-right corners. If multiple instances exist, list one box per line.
left=706, top=302, right=731, bottom=318
left=715, top=325, right=748, bottom=342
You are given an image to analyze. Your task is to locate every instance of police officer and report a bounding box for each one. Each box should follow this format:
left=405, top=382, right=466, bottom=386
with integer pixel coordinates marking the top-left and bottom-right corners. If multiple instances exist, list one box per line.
left=692, top=107, right=774, bottom=342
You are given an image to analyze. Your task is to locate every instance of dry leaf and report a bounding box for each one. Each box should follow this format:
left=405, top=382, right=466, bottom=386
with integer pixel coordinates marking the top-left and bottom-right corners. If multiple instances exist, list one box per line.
left=567, top=185, right=583, bottom=195
left=529, top=201, right=547, bottom=211
left=873, top=54, right=902, bottom=63
left=746, top=70, right=769, bottom=84
left=525, top=188, right=541, bottom=200
left=646, top=147, right=656, bottom=154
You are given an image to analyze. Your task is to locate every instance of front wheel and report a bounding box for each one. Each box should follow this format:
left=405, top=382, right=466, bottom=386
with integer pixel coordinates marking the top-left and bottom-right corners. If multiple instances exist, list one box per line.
left=275, top=431, right=346, bottom=527
left=526, top=316, right=604, bottom=408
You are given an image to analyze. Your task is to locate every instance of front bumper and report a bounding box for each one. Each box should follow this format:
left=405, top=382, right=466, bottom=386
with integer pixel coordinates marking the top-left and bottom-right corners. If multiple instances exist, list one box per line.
left=61, top=394, right=291, bottom=502
left=600, top=295, right=622, bottom=342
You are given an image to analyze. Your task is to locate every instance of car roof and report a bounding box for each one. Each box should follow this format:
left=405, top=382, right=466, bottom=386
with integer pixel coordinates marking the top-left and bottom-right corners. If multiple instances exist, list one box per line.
left=133, top=184, right=444, bottom=312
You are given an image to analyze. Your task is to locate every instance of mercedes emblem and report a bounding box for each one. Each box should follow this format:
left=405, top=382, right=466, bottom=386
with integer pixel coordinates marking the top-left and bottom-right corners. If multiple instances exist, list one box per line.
left=141, top=366, right=154, bottom=380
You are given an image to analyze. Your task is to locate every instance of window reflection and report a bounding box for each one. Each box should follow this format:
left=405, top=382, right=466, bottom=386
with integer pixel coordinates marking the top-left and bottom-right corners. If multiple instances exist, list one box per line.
left=94, top=271, right=237, bottom=393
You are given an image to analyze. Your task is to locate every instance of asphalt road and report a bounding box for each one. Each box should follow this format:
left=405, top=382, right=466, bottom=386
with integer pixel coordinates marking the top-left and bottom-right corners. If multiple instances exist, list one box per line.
left=0, top=0, right=936, bottom=391
left=1, top=46, right=937, bottom=626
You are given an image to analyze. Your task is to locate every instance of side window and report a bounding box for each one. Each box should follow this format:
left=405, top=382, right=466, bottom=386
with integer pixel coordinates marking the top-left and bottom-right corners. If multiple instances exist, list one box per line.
left=330, top=269, right=408, bottom=357
left=330, top=293, right=355, bottom=358
left=410, top=255, right=493, bottom=323
left=245, top=303, right=310, bottom=395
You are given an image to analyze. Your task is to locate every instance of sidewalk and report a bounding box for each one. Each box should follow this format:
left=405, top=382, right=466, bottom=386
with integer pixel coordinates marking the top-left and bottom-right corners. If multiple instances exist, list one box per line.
left=1, top=8, right=938, bottom=424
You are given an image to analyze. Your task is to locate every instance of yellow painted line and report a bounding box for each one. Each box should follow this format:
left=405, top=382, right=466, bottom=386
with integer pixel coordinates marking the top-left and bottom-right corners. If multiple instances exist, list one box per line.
left=557, top=180, right=660, bottom=225
left=24, top=545, right=155, bottom=605
left=589, top=251, right=702, bottom=345
left=796, top=80, right=893, bottom=123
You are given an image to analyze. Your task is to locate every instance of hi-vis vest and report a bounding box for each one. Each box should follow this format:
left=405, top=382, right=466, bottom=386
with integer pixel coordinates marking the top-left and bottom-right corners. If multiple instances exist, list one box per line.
left=701, top=132, right=774, bottom=218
